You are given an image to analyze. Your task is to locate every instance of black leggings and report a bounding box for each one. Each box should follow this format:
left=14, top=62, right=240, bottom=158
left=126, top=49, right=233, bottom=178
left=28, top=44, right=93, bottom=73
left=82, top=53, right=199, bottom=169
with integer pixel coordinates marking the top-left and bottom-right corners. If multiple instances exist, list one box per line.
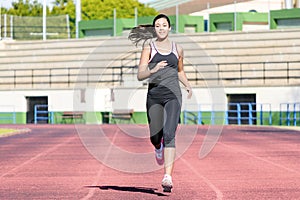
left=146, top=97, right=181, bottom=148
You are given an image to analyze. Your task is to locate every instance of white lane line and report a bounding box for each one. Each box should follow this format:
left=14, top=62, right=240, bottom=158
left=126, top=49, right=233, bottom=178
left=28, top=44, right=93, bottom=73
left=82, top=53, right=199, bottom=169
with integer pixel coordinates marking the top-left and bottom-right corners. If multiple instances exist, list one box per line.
left=80, top=128, right=119, bottom=200
left=219, top=142, right=300, bottom=175
left=0, top=136, right=75, bottom=179
left=180, top=157, right=224, bottom=200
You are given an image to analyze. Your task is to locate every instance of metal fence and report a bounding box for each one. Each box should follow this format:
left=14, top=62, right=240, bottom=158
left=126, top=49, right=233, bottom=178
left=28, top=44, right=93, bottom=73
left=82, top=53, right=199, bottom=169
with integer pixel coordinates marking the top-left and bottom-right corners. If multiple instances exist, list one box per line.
left=280, top=103, right=300, bottom=126
left=183, top=102, right=300, bottom=126
left=0, top=14, right=70, bottom=40
left=34, top=104, right=53, bottom=124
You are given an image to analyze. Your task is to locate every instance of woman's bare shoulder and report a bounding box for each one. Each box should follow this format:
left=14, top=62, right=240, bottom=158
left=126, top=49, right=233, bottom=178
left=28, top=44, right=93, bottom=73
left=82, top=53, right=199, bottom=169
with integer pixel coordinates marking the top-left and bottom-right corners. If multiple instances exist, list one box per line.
left=142, top=43, right=151, bottom=52
left=174, top=42, right=183, bottom=56
left=175, top=43, right=183, bottom=50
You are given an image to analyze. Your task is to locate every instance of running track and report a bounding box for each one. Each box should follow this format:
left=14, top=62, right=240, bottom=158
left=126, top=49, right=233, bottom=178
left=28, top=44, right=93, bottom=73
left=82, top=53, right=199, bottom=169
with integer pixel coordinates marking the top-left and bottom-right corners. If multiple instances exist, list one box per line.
left=0, top=124, right=299, bottom=200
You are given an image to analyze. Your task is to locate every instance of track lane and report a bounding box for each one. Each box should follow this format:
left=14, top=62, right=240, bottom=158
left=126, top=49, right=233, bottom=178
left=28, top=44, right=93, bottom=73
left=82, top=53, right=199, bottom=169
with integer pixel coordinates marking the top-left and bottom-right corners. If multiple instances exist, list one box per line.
left=0, top=125, right=299, bottom=199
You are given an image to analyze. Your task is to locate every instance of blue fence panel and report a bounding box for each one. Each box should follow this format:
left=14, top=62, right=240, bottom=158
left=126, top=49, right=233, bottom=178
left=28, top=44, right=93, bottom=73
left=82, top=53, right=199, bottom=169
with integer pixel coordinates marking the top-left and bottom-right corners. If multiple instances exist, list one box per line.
left=183, top=104, right=226, bottom=125
left=280, top=103, right=300, bottom=126
left=184, top=103, right=273, bottom=126
left=34, top=105, right=53, bottom=124
left=183, top=104, right=201, bottom=124
left=293, top=103, right=300, bottom=126
left=258, top=103, right=272, bottom=125
left=227, top=103, right=242, bottom=125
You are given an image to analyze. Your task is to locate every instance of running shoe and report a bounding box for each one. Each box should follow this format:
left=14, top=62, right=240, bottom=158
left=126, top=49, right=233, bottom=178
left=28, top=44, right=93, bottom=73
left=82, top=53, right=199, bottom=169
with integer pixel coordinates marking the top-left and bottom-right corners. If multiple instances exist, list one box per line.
left=155, top=142, right=164, bottom=165
left=161, top=174, right=173, bottom=192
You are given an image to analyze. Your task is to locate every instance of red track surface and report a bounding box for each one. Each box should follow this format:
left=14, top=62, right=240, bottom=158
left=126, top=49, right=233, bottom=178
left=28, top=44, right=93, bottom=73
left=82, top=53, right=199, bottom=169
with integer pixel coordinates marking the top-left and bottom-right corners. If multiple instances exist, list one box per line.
left=0, top=124, right=300, bottom=199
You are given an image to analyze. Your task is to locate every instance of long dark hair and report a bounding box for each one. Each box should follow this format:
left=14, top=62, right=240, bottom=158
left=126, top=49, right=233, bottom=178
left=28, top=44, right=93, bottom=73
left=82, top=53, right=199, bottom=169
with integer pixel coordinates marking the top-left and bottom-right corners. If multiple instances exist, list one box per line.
left=128, top=14, right=171, bottom=47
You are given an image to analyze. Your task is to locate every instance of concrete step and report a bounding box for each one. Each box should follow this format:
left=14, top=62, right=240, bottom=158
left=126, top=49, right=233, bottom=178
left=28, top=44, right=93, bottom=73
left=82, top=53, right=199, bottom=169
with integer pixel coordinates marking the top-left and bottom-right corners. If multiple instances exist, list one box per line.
left=183, top=29, right=300, bottom=42
left=203, top=45, right=300, bottom=56
left=0, top=46, right=96, bottom=57
left=1, top=38, right=107, bottom=50
left=184, top=53, right=300, bottom=64
left=197, top=38, right=300, bottom=49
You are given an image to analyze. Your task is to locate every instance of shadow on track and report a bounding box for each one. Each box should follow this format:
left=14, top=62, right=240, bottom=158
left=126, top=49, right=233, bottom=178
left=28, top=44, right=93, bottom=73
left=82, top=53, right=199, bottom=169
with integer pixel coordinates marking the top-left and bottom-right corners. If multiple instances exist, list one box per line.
left=86, top=185, right=168, bottom=197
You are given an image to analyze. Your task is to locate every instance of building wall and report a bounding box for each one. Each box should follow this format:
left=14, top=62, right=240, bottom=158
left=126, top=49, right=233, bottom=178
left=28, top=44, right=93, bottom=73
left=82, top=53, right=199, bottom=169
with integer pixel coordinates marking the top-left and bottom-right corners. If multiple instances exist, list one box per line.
left=270, top=8, right=300, bottom=29
left=78, top=7, right=300, bottom=36
left=190, top=0, right=283, bottom=20
left=79, top=15, right=204, bottom=37
left=1, top=86, right=299, bottom=124
left=209, top=12, right=269, bottom=32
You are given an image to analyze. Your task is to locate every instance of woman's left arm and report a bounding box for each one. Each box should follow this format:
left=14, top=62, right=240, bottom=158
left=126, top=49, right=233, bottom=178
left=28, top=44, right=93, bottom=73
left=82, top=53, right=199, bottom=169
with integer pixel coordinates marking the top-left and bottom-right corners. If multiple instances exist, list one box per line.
left=177, top=44, right=192, bottom=99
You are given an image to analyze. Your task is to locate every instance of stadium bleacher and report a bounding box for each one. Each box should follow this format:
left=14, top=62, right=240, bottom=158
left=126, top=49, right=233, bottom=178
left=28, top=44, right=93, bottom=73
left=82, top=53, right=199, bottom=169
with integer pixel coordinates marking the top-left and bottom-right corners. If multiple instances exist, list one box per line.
left=1, top=28, right=299, bottom=90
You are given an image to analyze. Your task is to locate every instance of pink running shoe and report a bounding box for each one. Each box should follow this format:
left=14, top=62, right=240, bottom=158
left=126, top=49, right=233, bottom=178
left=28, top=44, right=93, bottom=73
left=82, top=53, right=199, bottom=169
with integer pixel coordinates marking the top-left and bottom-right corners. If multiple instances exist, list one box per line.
left=155, top=142, right=164, bottom=165
left=161, top=174, right=173, bottom=192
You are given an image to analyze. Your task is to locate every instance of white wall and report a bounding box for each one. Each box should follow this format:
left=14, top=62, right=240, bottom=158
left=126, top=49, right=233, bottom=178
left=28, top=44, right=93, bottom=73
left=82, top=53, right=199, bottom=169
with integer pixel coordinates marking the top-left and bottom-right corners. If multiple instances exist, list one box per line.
left=0, top=92, right=25, bottom=112
left=0, top=86, right=299, bottom=113
left=191, top=0, right=283, bottom=20
left=225, top=86, right=300, bottom=111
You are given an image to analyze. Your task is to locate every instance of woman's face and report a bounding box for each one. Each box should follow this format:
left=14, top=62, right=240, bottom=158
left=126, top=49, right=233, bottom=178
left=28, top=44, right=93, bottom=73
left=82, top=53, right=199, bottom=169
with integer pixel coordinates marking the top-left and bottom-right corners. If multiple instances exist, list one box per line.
left=154, top=17, right=171, bottom=40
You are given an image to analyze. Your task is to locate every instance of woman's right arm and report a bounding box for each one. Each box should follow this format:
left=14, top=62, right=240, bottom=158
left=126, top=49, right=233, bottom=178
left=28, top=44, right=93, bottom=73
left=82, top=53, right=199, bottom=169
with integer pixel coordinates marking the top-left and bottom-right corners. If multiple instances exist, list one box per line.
left=137, top=45, right=167, bottom=81
left=137, top=45, right=152, bottom=81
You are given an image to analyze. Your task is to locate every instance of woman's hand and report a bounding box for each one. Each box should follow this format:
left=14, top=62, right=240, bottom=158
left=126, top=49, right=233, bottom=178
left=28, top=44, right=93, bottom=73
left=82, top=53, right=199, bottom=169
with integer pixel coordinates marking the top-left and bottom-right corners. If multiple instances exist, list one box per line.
left=186, top=87, right=192, bottom=99
left=150, top=60, right=167, bottom=74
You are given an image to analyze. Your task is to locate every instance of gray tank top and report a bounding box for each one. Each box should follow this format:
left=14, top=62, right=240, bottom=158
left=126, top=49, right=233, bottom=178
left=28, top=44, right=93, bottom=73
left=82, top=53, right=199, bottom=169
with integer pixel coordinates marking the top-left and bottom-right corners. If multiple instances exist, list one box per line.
left=147, top=41, right=182, bottom=100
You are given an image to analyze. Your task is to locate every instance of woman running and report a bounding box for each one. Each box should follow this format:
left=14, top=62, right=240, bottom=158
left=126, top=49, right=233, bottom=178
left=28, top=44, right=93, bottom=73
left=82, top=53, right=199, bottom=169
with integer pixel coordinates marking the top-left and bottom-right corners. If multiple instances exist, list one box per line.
left=128, top=14, right=192, bottom=192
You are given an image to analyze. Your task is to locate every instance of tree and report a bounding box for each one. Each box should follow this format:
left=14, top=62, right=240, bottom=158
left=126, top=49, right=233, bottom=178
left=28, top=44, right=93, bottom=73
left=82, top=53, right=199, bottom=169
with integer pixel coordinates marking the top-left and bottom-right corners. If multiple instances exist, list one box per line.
left=80, top=0, right=158, bottom=20
left=6, top=0, right=45, bottom=16
left=52, top=0, right=69, bottom=7
left=51, top=0, right=75, bottom=19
